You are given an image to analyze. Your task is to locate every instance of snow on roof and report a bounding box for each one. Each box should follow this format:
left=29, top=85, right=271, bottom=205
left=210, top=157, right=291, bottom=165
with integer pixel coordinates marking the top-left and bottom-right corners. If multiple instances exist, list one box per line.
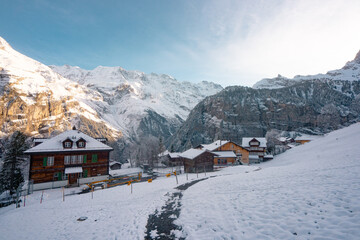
left=24, top=129, right=113, bottom=153
left=242, top=138, right=267, bottom=148
left=158, top=150, right=170, bottom=157
left=180, top=148, right=207, bottom=160
left=110, top=161, right=122, bottom=166
left=65, top=167, right=83, bottom=174
left=264, top=154, right=274, bottom=158
left=33, top=138, right=47, bottom=143
left=249, top=155, right=259, bottom=159
left=201, top=140, right=230, bottom=151
left=295, top=134, right=323, bottom=141
left=169, top=152, right=181, bottom=158
left=212, top=151, right=236, bottom=158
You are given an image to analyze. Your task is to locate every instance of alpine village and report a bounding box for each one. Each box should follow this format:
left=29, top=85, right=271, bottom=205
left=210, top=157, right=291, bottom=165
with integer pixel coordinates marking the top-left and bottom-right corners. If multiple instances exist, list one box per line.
left=1, top=2, right=360, bottom=239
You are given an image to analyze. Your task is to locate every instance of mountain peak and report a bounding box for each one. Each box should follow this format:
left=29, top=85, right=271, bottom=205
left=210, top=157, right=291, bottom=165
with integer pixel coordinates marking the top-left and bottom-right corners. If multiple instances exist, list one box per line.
left=0, top=36, right=12, bottom=50
left=354, top=50, right=360, bottom=63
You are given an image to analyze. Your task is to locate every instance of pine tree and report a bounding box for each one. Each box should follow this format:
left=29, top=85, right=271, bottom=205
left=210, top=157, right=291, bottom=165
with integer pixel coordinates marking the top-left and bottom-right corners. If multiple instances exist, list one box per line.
left=0, top=131, right=29, bottom=195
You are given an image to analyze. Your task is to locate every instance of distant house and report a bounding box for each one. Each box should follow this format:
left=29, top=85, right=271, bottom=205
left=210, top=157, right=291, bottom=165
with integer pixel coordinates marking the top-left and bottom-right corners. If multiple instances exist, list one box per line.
left=158, top=150, right=183, bottom=167
left=242, top=138, right=267, bottom=164
left=294, top=137, right=311, bottom=145
left=24, top=129, right=113, bottom=191
left=109, top=161, right=122, bottom=170
left=196, top=140, right=250, bottom=165
left=295, top=135, right=322, bottom=145
left=180, top=148, right=215, bottom=173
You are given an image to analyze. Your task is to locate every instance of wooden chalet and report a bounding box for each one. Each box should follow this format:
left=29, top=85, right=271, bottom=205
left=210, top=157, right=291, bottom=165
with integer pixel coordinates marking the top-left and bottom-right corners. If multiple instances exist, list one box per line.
left=24, top=129, right=113, bottom=190
left=197, top=140, right=250, bottom=165
left=242, top=137, right=267, bottom=164
left=180, top=148, right=215, bottom=173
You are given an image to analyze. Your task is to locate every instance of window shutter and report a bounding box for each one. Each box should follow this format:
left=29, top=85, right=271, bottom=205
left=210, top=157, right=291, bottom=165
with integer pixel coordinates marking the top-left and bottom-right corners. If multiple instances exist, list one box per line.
left=84, top=169, right=88, bottom=178
left=58, top=172, right=62, bottom=181
left=43, top=157, right=47, bottom=166
left=83, top=155, right=87, bottom=163
left=92, top=154, right=98, bottom=163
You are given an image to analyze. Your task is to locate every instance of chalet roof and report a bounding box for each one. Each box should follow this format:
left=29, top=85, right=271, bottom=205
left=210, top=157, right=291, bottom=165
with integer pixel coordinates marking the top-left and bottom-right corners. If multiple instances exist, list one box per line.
left=295, top=135, right=322, bottom=141
left=249, top=155, right=260, bottom=160
left=158, top=150, right=170, bottom=157
left=169, top=152, right=181, bottom=158
left=201, top=140, right=230, bottom=151
left=212, top=151, right=236, bottom=158
left=24, top=130, right=113, bottom=154
left=180, top=148, right=207, bottom=160
left=109, top=161, right=122, bottom=166
left=242, top=138, right=267, bottom=148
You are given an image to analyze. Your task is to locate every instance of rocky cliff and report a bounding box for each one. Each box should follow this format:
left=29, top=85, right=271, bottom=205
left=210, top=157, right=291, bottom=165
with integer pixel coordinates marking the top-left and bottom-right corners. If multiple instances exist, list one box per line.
left=169, top=80, right=360, bottom=151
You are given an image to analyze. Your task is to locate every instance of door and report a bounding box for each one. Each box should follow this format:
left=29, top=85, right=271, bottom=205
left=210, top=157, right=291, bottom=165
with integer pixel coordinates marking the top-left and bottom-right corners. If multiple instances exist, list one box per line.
left=69, top=173, right=78, bottom=184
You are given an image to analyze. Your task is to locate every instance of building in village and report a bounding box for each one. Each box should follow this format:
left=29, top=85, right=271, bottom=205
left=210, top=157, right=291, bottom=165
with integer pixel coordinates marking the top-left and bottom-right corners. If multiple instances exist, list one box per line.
left=158, top=150, right=183, bottom=167
left=180, top=148, right=216, bottom=173
left=109, top=160, right=122, bottom=170
left=242, top=137, right=267, bottom=164
left=24, top=129, right=113, bottom=191
left=196, top=140, right=250, bottom=165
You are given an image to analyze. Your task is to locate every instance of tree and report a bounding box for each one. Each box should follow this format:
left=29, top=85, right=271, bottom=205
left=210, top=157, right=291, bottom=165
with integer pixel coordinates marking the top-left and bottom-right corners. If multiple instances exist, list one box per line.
left=0, top=131, right=29, bottom=195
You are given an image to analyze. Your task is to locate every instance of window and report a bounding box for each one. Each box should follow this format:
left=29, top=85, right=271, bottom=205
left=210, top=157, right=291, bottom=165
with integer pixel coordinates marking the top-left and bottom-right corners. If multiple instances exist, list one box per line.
left=53, top=172, right=62, bottom=181
left=71, top=155, right=77, bottom=164
left=91, top=154, right=98, bottom=163
left=77, top=155, right=83, bottom=164
left=78, top=141, right=85, bottom=148
left=64, top=156, right=70, bottom=165
left=64, top=141, right=72, bottom=148
left=47, top=156, right=54, bottom=166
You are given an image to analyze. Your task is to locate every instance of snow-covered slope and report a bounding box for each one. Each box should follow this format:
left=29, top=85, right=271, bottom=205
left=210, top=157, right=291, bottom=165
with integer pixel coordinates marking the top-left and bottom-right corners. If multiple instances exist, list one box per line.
left=177, top=123, right=360, bottom=239
left=49, top=65, right=222, bottom=140
left=253, top=50, right=360, bottom=89
left=0, top=36, right=120, bottom=138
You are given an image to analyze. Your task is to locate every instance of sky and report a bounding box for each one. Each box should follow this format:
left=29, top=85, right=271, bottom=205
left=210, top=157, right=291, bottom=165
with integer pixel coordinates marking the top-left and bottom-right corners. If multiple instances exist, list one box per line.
left=1, top=0, right=360, bottom=87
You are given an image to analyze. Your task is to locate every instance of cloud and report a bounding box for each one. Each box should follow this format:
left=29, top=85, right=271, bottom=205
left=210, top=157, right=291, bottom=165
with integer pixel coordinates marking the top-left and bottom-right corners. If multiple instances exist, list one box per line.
left=182, top=0, right=360, bottom=87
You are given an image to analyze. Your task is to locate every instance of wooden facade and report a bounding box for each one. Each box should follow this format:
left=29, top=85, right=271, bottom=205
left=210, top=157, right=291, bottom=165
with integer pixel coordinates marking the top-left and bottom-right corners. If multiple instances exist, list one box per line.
left=182, top=151, right=214, bottom=173
left=212, top=141, right=249, bottom=165
left=25, top=129, right=113, bottom=188
left=28, top=150, right=110, bottom=184
left=245, top=138, right=266, bottom=164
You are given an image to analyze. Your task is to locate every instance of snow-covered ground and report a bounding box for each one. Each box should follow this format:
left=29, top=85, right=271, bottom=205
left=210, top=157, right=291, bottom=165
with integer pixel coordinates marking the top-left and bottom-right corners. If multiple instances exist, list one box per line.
left=177, top=123, right=360, bottom=239
left=0, top=123, right=360, bottom=239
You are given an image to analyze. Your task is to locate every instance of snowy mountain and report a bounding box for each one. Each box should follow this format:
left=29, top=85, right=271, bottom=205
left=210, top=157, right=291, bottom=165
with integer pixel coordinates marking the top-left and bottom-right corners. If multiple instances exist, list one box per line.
left=49, top=65, right=222, bottom=141
left=253, top=50, right=360, bottom=89
left=0, top=36, right=120, bottom=140
left=0, top=36, right=222, bottom=158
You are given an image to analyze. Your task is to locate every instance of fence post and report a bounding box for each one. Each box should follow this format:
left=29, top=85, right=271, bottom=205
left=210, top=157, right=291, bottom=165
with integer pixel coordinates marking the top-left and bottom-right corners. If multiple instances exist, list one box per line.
left=40, top=190, right=44, bottom=204
left=131, top=178, right=133, bottom=194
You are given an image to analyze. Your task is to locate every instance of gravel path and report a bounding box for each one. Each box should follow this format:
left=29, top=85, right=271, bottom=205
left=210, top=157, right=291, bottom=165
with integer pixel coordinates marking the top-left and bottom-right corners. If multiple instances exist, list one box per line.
left=144, top=178, right=208, bottom=240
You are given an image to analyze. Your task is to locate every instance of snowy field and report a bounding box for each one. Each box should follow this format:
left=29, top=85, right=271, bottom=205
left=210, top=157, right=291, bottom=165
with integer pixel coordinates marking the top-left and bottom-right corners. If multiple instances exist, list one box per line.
left=177, top=123, right=360, bottom=239
left=1, top=123, right=360, bottom=239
